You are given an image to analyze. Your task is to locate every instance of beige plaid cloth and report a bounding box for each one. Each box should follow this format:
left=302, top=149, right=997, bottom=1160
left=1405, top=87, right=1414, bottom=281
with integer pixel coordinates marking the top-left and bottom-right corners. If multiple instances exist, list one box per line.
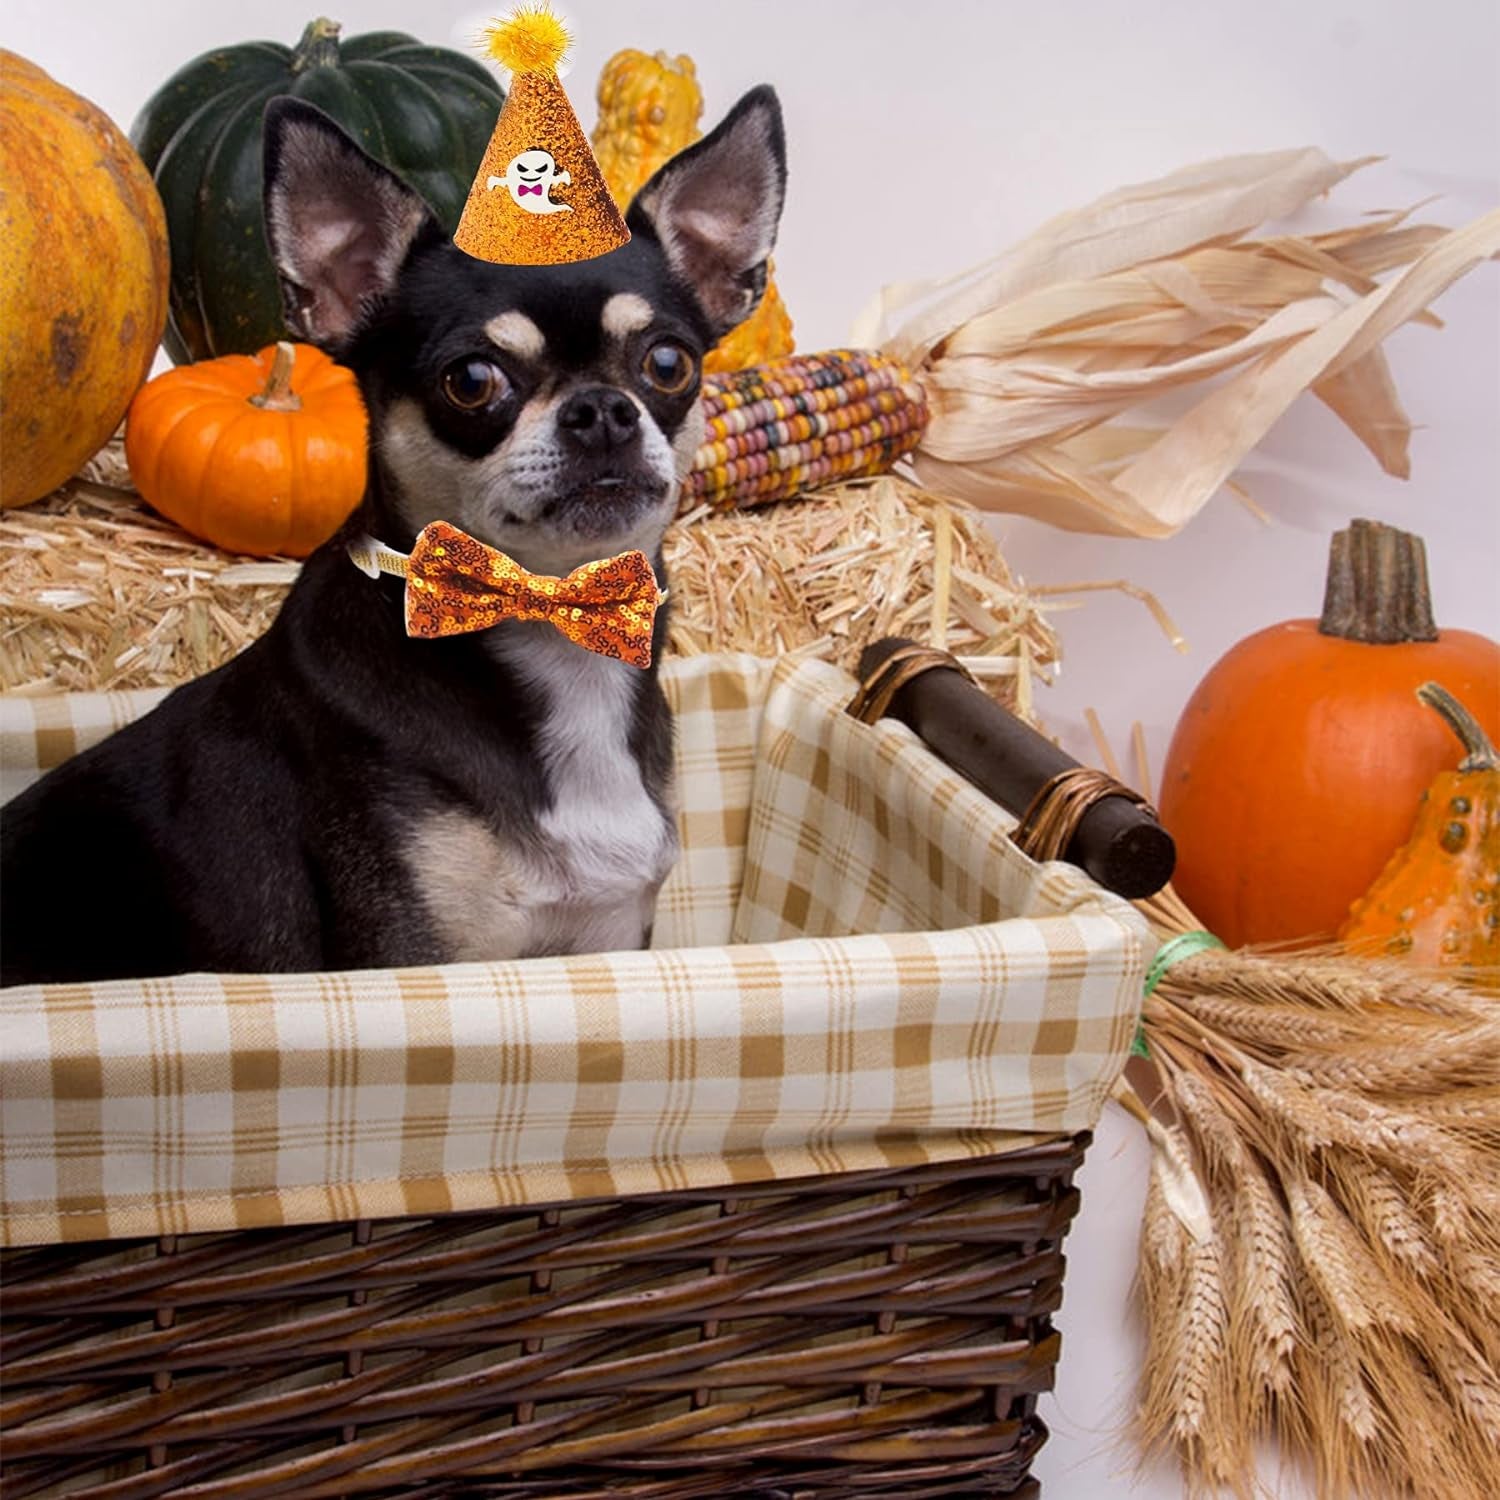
left=0, top=654, right=1149, bottom=1247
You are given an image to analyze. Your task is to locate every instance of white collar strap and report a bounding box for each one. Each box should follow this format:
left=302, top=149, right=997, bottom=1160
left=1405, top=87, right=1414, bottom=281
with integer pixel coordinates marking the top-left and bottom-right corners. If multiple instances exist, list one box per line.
left=346, top=534, right=411, bottom=580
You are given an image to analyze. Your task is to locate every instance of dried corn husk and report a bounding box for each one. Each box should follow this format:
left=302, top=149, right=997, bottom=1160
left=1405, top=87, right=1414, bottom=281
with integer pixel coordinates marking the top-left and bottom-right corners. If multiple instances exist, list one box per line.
left=0, top=455, right=1059, bottom=718
left=1123, top=872, right=1500, bottom=1499
left=855, top=149, right=1500, bottom=537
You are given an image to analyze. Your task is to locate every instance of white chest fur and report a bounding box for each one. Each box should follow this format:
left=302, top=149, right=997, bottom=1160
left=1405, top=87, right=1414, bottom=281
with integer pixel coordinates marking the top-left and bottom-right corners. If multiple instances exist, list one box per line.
left=405, top=625, right=678, bottom=962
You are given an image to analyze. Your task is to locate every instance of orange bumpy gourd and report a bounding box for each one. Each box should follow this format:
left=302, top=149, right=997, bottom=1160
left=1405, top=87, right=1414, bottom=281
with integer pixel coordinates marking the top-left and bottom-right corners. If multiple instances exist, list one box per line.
left=0, top=51, right=169, bottom=508
left=124, top=342, right=368, bottom=557
left=1339, top=683, right=1500, bottom=966
left=1160, top=521, right=1500, bottom=948
left=590, top=47, right=794, bottom=374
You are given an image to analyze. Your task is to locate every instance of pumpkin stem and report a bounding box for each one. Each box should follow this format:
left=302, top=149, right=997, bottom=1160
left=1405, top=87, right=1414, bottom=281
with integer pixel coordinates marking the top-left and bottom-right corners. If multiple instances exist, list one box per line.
left=290, top=18, right=343, bottom=73
left=249, top=342, right=303, bottom=412
left=1418, top=681, right=1500, bottom=772
left=1318, top=519, right=1439, bottom=644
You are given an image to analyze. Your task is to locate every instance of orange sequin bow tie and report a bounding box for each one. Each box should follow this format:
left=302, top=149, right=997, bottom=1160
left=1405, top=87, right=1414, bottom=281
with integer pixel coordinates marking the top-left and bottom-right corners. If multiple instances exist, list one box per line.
left=347, top=521, right=664, bottom=669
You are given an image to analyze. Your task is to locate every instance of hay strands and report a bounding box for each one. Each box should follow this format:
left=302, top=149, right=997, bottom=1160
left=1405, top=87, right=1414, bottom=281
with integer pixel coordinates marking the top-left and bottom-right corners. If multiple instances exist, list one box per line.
left=664, top=476, right=1071, bottom=719
left=0, top=453, right=297, bottom=696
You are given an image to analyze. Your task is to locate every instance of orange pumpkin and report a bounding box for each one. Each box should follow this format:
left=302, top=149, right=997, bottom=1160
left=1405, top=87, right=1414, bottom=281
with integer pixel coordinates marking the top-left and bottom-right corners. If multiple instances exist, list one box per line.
left=1160, top=521, right=1500, bottom=948
left=124, top=341, right=368, bottom=557
left=1339, top=683, right=1500, bottom=966
left=0, top=51, right=169, bottom=508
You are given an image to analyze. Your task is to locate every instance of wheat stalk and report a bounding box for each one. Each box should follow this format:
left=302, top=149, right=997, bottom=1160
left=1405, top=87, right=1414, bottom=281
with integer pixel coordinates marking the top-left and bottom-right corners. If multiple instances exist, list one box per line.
left=1170, top=1227, right=1231, bottom=1446
left=1300, top=1276, right=1378, bottom=1447
left=1279, top=1030, right=1500, bottom=1094
left=1286, top=1174, right=1415, bottom=1335
left=1233, top=1162, right=1298, bottom=1401
left=1419, top=1087, right=1500, bottom=1138
left=1329, top=1156, right=1437, bottom=1274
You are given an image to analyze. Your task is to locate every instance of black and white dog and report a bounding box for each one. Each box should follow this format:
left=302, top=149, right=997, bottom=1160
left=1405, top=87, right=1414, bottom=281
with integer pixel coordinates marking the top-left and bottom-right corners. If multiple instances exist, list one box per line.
left=0, top=89, right=786, bottom=985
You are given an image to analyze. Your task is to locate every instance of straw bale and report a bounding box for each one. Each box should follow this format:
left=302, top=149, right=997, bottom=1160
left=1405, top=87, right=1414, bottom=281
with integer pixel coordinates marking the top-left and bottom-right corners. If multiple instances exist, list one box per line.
left=0, top=444, right=297, bottom=695
left=1, top=447, right=1056, bottom=721
left=666, top=476, right=1057, bottom=720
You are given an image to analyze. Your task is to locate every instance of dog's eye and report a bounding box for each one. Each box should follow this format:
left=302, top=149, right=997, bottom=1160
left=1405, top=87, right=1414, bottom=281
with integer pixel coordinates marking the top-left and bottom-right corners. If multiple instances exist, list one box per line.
left=641, top=341, right=696, bottom=396
left=441, top=359, right=510, bottom=411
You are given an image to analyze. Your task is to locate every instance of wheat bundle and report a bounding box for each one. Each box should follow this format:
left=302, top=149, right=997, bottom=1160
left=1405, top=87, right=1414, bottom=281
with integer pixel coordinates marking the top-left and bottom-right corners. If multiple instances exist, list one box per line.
left=1124, top=880, right=1500, bottom=1499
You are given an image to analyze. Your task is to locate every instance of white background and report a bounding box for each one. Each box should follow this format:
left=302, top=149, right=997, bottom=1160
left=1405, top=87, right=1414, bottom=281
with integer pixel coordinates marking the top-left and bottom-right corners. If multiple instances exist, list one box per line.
left=8, top=2, right=1497, bottom=1495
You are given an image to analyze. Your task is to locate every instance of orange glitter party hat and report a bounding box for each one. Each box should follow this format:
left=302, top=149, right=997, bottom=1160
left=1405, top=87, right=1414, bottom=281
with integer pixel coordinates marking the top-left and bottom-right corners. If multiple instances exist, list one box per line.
left=454, top=4, right=630, bottom=266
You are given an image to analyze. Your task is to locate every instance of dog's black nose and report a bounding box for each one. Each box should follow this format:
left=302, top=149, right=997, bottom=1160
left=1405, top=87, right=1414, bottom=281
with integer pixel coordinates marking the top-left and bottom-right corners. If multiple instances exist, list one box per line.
left=557, top=387, right=641, bottom=452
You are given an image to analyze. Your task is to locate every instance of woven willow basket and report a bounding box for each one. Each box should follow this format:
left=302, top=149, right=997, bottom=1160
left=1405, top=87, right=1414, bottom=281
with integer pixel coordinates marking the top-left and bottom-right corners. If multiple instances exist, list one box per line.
left=0, top=1141, right=1084, bottom=1498
left=0, top=655, right=1147, bottom=1497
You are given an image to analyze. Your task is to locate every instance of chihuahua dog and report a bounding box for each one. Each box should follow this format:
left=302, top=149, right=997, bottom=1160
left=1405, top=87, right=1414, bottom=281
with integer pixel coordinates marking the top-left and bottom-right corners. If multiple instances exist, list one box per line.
left=0, top=89, right=786, bottom=986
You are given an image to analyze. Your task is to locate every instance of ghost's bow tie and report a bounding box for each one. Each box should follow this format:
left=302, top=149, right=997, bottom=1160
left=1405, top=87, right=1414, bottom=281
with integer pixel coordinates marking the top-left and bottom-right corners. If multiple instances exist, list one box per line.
left=517, top=182, right=544, bottom=196
left=347, top=521, right=663, bottom=669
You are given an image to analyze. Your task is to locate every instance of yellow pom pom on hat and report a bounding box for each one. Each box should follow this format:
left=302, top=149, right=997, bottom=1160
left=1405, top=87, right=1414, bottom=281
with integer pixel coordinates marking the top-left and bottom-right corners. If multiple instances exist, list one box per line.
left=455, top=3, right=630, bottom=266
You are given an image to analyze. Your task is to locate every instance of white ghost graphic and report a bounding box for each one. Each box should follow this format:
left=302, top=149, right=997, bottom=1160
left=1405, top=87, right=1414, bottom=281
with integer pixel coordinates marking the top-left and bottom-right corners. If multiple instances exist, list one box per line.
left=487, top=148, right=573, bottom=215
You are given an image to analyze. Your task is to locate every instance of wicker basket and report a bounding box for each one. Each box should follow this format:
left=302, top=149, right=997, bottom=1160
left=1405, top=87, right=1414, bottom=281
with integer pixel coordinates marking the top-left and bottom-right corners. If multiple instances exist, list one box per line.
left=1, top=653, right=1148, bottom=1497
left=0, top=1139, right=1084, bottom=1498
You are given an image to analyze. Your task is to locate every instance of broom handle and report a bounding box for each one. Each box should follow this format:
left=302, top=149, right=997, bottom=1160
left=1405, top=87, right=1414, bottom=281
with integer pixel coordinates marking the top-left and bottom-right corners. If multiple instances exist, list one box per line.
left=857, top=637, right=1175, bottom=900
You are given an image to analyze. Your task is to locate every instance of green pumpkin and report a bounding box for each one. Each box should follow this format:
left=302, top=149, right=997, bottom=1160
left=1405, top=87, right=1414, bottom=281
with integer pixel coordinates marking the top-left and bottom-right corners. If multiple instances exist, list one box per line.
left=131, top=18, right=504, bottom=363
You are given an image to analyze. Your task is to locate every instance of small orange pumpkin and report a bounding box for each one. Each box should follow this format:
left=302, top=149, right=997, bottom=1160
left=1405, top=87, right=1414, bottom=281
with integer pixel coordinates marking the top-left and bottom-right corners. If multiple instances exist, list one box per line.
left=1339, top=683, right=1500, bottom=967
left=124, top=341, right=367, bottom=557
left=1160, top=520, right=1500, bottom=948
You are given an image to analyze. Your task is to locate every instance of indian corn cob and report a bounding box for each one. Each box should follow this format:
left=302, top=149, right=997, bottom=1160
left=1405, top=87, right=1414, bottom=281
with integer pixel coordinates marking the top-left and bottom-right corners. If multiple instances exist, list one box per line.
left=683, top=350, right=930, bottom=513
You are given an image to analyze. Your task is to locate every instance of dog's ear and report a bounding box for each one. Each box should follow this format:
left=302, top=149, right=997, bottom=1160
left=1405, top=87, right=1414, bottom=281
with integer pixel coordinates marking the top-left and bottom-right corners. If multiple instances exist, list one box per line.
left=628, top=86, right=786, bottom=340
left=262, top=97, right=441, bottom=349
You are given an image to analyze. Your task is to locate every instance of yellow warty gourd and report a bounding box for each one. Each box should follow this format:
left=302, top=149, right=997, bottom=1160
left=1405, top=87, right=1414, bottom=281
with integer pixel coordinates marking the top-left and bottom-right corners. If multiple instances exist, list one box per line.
left=591, top=48, right=794, bottom=374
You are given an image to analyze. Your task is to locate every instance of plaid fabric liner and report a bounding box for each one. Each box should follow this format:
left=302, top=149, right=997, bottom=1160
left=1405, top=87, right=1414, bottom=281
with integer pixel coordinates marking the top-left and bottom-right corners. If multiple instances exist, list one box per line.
left=0, top=654, right=1149, bottom=1247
